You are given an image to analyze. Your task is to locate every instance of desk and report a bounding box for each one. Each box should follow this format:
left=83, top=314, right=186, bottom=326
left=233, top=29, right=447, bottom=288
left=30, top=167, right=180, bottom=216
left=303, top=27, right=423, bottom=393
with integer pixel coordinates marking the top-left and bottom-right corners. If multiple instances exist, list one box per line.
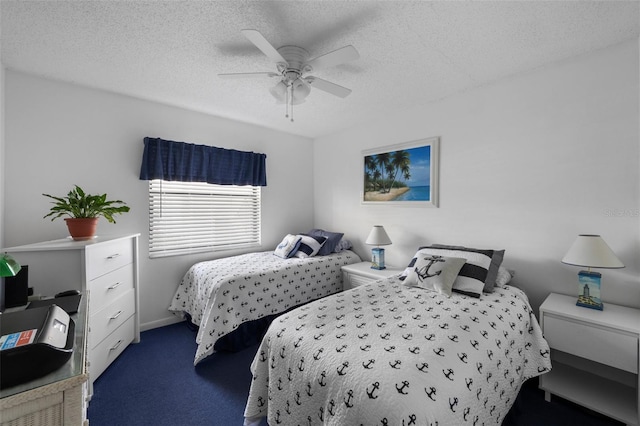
left=0, top=297, right=89, bottom=425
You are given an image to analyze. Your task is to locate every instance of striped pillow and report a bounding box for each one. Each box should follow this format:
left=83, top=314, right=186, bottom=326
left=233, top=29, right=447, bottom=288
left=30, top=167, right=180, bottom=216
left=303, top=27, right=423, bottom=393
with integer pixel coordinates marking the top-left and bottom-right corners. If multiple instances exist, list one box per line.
left=431, top=244, right=505, bottom=293
left=293, top=234, right=327, bottom=258
left=402, top=245, right=504, bottom=297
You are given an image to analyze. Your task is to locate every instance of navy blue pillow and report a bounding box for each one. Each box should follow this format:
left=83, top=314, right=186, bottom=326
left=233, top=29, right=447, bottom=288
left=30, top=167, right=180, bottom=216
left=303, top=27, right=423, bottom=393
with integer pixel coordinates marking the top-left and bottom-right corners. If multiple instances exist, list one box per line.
left=305, top=229, right=344, bottom=256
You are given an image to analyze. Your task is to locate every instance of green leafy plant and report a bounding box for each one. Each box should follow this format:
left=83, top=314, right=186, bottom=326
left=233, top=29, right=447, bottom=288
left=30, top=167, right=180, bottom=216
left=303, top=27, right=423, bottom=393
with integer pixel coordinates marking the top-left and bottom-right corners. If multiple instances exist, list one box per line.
left=43, top=185, right=130, bottom=223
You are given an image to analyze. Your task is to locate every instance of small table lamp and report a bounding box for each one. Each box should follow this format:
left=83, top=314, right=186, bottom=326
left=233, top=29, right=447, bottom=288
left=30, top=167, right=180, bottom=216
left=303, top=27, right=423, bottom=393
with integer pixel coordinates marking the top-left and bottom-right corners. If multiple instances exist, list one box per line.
left=1, top=253, right=22, bottom=312
left=561, top=234, right=624, bottom=310
left=0, top=253, right=21, bottom=278
left=365, top=225, right=392, bottom=270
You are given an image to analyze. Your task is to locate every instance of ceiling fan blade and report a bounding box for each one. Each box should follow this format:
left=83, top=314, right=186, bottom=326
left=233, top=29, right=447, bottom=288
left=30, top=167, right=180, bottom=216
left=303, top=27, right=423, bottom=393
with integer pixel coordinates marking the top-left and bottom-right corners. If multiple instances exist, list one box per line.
left=306, top=45, right=359, bottom=70
left=241, top=29, right=287, bottom=64
left=305, top=76, right=352, bottom=98
left=218, top=72, right=280, bottom=79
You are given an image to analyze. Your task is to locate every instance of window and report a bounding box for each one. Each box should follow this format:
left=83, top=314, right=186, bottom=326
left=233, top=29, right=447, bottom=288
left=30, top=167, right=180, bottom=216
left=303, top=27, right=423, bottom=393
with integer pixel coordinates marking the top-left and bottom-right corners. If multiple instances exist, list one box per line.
left=148, top=180, right=261, bottom=258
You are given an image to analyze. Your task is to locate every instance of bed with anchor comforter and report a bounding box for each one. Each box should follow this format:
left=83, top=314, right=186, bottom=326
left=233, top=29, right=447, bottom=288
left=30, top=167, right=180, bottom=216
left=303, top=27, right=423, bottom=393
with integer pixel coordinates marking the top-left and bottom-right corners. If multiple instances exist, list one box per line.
left=169, top=250, right=361, bottom=365
left=243, top=277, right=551, bottom=426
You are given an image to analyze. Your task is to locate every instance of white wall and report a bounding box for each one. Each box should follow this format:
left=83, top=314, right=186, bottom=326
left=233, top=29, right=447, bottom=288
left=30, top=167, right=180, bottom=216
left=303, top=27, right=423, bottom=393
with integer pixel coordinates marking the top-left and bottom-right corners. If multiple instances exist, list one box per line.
left=1, top=63, right=5, bottom=248
left=314, top=39, right=640, bottom=313
left=1, top=64, right=5, bottom=310
left=3, top=71, right=314, bottom=329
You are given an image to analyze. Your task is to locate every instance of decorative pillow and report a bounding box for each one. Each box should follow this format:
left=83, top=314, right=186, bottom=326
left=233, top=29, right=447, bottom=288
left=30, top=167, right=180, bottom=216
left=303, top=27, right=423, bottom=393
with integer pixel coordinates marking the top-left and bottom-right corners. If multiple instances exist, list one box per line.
left=333, top=238, right=353, bottom=252
left=305, top=229, right=344, bottom=256
left=432, top=244, right=505, bottom=293
left=402, top=255, right=466, bottom=297
left=495, top=266, right=515, bottom=287
left=293, top=234, right=327, bottom=258
left=401, top=245, right=504, bottom=297
left=274, top=234, right=302, bottom=259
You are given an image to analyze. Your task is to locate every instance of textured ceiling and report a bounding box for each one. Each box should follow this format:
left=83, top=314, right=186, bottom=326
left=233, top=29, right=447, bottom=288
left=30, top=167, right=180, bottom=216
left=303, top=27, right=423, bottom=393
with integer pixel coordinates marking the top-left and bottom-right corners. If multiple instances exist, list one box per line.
left=2, top=1, right=639, bottom=139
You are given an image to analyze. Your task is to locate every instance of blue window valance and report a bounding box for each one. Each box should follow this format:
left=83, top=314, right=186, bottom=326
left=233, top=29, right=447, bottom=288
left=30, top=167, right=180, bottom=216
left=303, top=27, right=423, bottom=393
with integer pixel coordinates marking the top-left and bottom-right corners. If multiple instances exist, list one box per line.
left=139, top=137, right=267, bottom=186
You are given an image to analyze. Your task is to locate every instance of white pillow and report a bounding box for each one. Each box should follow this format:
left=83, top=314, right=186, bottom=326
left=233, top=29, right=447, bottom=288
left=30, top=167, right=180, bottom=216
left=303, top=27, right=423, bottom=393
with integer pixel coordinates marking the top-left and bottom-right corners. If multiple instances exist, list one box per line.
left=274, top=234, right=302, bottom=259
left=495, top=266, right=514, bottom=286
left=403, top=255, right=466, bottom=297
left=293, top=234, right=327, bottom=258
left=333, top=238, right=353, bottom=253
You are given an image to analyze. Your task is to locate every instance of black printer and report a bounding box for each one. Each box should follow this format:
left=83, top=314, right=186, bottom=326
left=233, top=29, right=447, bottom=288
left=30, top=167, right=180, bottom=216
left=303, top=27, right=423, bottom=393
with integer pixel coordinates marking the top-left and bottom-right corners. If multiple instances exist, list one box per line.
left=0, top=304, right=75, bottom=389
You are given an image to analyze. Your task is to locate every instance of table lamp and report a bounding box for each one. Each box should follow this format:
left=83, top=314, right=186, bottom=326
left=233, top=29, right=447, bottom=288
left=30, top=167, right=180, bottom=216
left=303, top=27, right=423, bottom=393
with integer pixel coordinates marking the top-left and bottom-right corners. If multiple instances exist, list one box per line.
left=365, top=225, right=392, bottom=270
left=0, top=253, right=21, bottom=278
left=561, top=234, right=624, bottom=310
left=1, top=253, right=22, bottom=312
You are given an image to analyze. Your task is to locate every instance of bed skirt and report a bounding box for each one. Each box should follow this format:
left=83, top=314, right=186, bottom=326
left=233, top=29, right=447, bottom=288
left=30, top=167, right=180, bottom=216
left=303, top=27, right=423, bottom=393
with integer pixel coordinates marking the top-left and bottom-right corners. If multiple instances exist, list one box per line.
left=212, top=314, right=276, bottom=352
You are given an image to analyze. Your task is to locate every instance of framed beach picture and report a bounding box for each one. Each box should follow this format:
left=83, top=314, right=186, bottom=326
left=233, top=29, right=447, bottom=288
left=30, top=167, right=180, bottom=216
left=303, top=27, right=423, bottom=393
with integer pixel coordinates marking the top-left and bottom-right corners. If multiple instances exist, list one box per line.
left=362, top=137, right=439, bottom=207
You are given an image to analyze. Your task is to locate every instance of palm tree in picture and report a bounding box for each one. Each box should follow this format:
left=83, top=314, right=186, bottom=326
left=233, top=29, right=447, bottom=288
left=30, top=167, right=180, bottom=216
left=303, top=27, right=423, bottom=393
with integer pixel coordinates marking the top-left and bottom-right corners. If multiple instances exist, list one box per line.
left=388, top=150, right=411, bottom=191
left=364, top=155, right=377, bottom=191
left=372, top=168, right=382, bottom=191
left=375, top=152, right=391, bottom=193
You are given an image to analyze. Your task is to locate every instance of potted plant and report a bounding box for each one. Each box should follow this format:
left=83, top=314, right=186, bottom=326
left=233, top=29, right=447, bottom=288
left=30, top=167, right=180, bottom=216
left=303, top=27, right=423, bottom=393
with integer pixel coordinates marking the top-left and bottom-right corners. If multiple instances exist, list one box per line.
left=43, top=185, right=130, bottom=240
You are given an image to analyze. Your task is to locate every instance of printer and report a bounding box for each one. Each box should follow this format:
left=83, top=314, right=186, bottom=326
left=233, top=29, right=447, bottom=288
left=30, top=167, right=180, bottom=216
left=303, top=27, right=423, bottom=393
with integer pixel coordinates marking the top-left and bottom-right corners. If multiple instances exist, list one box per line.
left=1, top=304, right=75, bottom=388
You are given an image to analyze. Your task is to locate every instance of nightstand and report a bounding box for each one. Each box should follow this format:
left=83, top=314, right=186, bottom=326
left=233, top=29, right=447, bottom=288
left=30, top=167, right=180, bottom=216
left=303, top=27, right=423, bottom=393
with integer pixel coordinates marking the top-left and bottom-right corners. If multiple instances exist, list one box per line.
left=341, top=261, right=403, bottom=290
left=539, top=293, right=640, bottom=425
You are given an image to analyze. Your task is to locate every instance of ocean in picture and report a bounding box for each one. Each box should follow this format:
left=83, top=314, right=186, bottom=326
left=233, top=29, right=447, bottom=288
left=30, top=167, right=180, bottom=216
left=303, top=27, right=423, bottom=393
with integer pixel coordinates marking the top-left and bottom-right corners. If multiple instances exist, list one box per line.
left=394, top=185, right=430, bottom=201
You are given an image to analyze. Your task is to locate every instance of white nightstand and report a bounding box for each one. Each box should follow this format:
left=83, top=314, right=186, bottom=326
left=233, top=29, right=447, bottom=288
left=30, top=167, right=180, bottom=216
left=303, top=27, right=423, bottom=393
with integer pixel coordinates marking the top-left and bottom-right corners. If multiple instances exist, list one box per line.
left=539, top=293, right=640, bottom=425
left=341, top=261, right=403, bottom=290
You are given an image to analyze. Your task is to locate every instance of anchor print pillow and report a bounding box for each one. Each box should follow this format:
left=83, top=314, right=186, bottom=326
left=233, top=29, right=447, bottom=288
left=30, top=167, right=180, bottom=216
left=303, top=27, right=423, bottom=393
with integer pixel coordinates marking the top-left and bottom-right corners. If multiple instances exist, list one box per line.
left=273, top=234, right=302, bottom=258
left=402, top=254, right=466, bottom=297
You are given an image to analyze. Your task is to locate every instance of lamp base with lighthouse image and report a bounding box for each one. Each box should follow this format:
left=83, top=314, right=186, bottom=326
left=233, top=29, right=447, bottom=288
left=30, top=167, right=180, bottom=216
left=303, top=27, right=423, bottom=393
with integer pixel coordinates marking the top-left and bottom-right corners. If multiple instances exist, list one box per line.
left=575, top=270, right=603, bottom=311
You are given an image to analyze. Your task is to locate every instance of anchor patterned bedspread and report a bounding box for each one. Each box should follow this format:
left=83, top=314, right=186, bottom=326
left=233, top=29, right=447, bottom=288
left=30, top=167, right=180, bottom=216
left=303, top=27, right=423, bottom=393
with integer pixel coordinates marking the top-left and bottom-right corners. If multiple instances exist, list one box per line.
left=168, top=250, right=361, bottom=365
left=244, top=277, right=551, bottom=426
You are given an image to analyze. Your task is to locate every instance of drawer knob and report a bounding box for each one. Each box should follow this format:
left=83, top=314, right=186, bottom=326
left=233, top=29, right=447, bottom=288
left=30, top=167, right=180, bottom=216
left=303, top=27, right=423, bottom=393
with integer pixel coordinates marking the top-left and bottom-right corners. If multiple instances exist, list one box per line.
left=110, top=310, right=123, bottom=320
left=109, top=340, right=123, bottom=351
left=107, top=282, right=122, bottom=290
left=106, top=253, right=121, bottom=260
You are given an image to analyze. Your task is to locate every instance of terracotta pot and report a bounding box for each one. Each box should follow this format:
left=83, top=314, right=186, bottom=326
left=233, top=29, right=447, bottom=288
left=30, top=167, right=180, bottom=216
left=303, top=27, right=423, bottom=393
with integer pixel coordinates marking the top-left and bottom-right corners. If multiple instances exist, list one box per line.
left=64, top=217, right=98, bottom=240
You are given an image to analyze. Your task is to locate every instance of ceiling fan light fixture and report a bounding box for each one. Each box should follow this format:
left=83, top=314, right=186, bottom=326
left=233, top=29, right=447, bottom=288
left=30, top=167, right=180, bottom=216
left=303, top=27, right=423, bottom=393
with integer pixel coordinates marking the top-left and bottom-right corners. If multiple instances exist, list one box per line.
left=292, top=79, right=310, bottom=101
left=270, top=81, right=288, bottom=102
left=271, top=78, right=309, bottom=105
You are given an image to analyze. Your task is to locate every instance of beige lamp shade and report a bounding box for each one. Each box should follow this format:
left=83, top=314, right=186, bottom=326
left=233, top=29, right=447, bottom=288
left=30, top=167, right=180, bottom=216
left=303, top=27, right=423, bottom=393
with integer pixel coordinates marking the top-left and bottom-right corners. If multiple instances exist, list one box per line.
left=365, top=226, right=392, bottom=246
left=562, top=235, right=624, bottom=269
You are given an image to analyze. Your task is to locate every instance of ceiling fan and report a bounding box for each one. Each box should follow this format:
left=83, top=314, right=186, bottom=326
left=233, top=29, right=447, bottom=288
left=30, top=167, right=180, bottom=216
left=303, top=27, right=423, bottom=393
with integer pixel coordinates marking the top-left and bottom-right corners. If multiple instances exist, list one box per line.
left=219, top=29, right=360, bottom=121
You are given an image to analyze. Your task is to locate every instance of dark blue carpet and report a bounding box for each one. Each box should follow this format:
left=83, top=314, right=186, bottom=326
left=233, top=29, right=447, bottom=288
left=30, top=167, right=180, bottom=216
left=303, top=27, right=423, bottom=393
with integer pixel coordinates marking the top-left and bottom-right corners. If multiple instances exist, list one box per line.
left=88, top=322, right=623, bottom=426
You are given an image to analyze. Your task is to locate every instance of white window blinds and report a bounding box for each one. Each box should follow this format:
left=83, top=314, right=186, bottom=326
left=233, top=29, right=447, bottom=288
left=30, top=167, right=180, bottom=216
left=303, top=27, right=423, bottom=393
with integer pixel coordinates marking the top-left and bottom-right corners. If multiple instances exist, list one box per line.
left=148, top=180, right=261, bottom=258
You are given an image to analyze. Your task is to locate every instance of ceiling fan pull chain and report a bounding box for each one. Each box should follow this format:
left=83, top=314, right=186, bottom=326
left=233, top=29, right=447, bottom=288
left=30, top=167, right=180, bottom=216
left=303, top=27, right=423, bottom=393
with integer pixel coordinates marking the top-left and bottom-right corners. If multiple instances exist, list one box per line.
left=285, top=82, right=290, bottom=119
left=289, top=83, right=294, bottom=122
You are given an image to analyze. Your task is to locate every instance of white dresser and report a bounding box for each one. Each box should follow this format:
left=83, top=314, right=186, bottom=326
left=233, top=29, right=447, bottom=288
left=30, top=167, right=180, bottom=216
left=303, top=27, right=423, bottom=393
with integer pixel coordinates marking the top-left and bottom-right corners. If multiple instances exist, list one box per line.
left=3, top=234, right=140, bottom=388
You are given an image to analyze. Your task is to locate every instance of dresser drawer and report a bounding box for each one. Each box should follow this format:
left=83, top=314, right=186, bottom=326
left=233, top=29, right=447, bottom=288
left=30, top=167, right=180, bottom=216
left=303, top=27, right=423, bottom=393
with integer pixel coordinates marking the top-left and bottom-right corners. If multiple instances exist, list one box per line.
left=86, top=238, right=133, bottom=280
left=544, top=314, right=638, bottom=373
left=89, top=264, right=134, bottom=314
left=89, top=289, right=135, bottom=349
left=345, top=272, right=375, bottom=289
left=89, top=316, right=135, bottom=381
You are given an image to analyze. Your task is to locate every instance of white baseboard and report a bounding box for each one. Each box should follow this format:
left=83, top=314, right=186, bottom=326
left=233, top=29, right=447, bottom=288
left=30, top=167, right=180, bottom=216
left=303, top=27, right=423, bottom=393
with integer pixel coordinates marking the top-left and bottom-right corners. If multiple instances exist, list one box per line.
left=140, top=315, right=184, bottom=332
